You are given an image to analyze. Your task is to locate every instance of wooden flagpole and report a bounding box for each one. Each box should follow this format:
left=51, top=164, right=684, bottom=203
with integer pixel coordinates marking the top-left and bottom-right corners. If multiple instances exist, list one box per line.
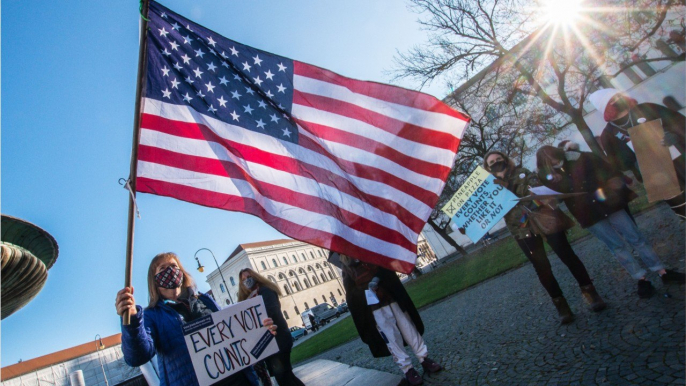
left=123, top=0, right=151, bottom=325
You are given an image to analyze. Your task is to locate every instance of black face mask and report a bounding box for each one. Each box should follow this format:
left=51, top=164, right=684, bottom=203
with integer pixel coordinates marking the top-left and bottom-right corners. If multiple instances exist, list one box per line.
left=489, top=160, right=508, bottom=173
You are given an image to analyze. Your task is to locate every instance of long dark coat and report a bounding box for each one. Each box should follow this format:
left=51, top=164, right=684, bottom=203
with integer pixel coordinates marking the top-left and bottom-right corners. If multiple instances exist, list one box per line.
left=342, top=265, right=424, bottom=358
left=539, top=152, right=637, bottom=228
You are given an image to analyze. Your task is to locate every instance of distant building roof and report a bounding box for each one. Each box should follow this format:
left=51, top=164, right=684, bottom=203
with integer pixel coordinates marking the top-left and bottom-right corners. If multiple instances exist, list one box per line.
left=1, top=333, right=122, bottom=381
left=224, top=239, right=295, bottom=264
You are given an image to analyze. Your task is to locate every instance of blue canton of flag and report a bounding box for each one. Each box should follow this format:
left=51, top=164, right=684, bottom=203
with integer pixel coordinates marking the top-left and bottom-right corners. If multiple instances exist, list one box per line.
left=145, top=1, right=298, bottom=143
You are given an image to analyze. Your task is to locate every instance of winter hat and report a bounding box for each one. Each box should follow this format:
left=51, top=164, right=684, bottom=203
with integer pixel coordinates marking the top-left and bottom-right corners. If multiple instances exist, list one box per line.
left=588, top=88, right=620, bottom=119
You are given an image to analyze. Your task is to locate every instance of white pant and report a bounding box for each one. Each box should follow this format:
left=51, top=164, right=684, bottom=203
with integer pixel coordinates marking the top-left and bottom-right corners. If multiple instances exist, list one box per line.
left=372, top=302, right=428, bottom=373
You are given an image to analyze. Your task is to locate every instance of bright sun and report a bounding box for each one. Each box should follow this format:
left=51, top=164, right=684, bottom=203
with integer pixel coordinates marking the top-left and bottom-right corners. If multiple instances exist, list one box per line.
left=542, top=0, right=583, bottom=26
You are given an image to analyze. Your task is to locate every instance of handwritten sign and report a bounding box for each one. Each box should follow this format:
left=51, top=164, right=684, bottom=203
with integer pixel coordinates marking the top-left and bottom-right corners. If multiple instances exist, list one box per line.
left=442, top=166, right=518, bottom=243
left=182, top=296, right=279, bottom=386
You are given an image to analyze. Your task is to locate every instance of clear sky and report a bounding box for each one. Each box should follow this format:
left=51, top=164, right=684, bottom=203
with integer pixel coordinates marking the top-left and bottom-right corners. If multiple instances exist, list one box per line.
left=1, top=0, right=448, bottom=366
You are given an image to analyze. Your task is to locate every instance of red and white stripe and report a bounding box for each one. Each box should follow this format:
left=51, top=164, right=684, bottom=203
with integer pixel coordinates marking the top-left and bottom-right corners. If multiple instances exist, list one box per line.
left=137, top=62, right=468, bottom=273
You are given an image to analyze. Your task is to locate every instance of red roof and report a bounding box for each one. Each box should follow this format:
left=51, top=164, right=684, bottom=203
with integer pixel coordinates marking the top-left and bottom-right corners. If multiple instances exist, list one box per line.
left=1, top=333, right=122, bottom=381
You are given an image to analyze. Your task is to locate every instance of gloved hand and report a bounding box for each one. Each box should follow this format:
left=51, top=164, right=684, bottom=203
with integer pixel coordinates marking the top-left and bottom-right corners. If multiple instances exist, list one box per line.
left=368, top=277, right=379, bottom=291
left=661, top=132, right=678, bottom=147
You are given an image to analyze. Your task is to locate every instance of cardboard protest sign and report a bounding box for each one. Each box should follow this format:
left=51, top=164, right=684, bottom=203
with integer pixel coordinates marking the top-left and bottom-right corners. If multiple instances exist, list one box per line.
left=441, top=166, right=518, bottom=243
left=182, top=296, right=279, bottom=386
left=628, top=119, right=681, bottom=202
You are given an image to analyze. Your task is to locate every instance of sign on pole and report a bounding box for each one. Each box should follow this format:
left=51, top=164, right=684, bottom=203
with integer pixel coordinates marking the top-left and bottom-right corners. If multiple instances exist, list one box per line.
left=182, top=296, right=279, bottom=385
left=441, top=166, right=518, bottom=243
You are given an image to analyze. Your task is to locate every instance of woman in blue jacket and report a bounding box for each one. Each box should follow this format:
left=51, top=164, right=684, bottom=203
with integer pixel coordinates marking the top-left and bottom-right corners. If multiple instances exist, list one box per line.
left=115, top=252, right=276, bottom=386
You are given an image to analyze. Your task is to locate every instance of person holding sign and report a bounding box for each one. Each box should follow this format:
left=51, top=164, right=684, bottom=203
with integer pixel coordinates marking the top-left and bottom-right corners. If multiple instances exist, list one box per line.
left=589, top=88, right=686, bottom=219
left=482, top=151, right=603, bottom=324
left=337, top=253, right=442, bottom=386
left=237, top=268, right=305, bottom=386
left=536, top=146, right=685, bottom=298
left=116, top=252, right=276, bottom=386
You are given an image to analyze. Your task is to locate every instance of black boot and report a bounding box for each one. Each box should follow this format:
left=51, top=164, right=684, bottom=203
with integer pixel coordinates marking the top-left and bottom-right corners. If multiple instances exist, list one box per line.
left=580, top=284, right=607, bottom=312
left=552, top=296, right=574, bottom=324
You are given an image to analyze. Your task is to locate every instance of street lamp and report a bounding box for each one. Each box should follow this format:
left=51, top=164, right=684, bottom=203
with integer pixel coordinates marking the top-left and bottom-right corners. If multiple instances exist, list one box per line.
left=194, top=248, right=233, bottom=305
left=94, top=334, right=109, bottom=386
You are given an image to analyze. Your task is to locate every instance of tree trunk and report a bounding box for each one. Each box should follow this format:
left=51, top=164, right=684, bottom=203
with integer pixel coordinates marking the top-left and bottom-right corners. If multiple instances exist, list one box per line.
left=570, top=111, right=606, bottom=158
left=427, top=219, right=469, bottom=256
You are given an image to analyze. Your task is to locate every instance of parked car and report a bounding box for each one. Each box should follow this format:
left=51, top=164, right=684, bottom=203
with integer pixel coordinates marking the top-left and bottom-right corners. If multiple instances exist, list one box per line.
left=309, top=303, right=339, bottom=325
left=336, top=302, right=348, bottom=313
left=290, top=326, right=308, bottom=341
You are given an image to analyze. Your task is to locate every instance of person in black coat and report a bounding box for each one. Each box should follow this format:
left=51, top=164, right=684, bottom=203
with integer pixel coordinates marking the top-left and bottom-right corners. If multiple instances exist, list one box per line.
left=238, top=268, right=304, bottom=386
left=536, top=146, right=685, bottom=298
left=336, top=253, right=441, bottom=386
left=588, top=88, right=685, bottom=219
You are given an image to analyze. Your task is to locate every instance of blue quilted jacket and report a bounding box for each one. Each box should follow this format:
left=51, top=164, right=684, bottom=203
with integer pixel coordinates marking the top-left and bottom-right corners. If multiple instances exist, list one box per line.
left=121, top=292, right=257, bottom=386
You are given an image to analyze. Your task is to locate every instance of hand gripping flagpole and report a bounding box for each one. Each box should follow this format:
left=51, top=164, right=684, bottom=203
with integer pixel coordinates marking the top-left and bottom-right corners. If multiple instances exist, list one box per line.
left=123, top=0, right=150, bottom=325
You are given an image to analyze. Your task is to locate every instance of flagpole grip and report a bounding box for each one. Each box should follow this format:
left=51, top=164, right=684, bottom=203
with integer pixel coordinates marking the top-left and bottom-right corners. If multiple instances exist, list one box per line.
left=123, top=0, right=151, bottom=325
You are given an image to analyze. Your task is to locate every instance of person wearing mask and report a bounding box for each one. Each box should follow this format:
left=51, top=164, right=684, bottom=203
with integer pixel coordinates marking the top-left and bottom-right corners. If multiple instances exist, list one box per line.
left=588, top=88, right=686, bottom=219
left=483, top=151, right=605, bottom=324
left=536, top=146, right=685, bottom=298
left=238, top=268, right=305, bottom=386
left=336, top=253, right=442, bottom=386
left=116, top=252, right=274, bottom=386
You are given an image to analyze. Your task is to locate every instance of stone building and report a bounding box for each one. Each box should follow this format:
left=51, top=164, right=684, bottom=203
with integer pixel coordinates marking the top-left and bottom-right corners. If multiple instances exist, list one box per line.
left=205, top=239, right=346, bottom=329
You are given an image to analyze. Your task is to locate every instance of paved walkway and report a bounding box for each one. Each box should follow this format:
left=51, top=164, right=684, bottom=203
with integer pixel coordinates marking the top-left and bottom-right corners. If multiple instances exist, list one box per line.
left=306, top=204, right=685, bottom=385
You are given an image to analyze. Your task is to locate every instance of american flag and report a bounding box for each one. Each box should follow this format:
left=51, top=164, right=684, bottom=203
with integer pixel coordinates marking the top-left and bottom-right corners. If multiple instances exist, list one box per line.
left=137, top=1, right=469, bottom=273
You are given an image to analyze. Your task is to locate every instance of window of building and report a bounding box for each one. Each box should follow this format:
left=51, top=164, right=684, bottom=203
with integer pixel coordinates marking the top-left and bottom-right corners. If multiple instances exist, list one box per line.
left=310, top=251, right=315, bottom=259
left=230, top=277, right=235, bottom=286
left=292, top=254, right=297, bottom=263
left=322, top=295, right=326, bottom=303
left=295, top=306, right=300, bottom=315
left=220, top=284, right=226, bottom=293
left=313, top=298, right=318, bottom=305
left=318, top=250, right=323, bottom=257
left=226, top=299, right=230, bottom=305
left=279, top=273, right=286, bottom=279
left=299, top=268, right=306, bottom=274
left=301, top=253, right=306, bottom=261
left=261, top=261, right=267, bottom=270
left=304, top=302, right=309, bottom=310
left=304, top=279, right=311, bottom=288
left=312, top=276, right=318, bottom=285
left=328, top=272, right=334, bottom=280
left=338, top=289, right=342, bottom=296
left=289, top=271, right=295, bottom=276
left=294, top=282, right=301, bottom=291
left=284, top=285, right=291, bottom=294
left=308, top=266, right=313, bottom=271
left=282, top=256, right=288, bottom=265
left=269, top=276, right=276, bottom=284
left=320, top=273, right=326, bottom=282
left=283, top=311, right=289, bottom=320
left=272, top=259, right=278, bottom=267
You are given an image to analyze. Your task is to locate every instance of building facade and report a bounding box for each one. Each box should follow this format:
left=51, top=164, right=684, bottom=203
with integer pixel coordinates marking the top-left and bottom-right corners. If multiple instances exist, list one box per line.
left=205, top=239, right=346, bottom=329
left=0, top=334, right=146, bottom=386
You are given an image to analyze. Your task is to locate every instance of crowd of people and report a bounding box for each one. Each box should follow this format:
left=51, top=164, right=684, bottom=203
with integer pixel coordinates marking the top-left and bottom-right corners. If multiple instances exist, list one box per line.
left=114, top=88, right=684, bottom=386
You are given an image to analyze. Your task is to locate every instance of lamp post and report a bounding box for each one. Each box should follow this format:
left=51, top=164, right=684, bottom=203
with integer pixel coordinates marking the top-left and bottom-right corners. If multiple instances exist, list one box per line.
left=195, top=248, right=233, bottom=305
left=94, top=334, right=109, bottom=386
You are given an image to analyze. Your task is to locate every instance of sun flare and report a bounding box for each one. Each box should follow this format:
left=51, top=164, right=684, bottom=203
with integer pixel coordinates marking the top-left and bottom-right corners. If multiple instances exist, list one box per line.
left=541, top=0, right=583, bottom=26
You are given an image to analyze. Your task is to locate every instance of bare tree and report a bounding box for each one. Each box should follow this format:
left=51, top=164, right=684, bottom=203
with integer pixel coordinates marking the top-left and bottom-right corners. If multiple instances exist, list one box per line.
left=395, top=0, right=686, bottom=156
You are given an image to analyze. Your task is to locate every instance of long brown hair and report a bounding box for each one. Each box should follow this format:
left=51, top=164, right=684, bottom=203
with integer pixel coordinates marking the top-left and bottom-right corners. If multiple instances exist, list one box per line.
left=237, top=267, right=281, bottom=301
left=147, top=252, right=196, bottom=308
left=536, top=146, right=566, bottom=183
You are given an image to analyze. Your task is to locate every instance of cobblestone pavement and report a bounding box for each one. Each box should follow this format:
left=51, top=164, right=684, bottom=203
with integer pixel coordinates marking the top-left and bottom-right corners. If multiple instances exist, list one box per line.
left=308, top=204, right=685, bottom=385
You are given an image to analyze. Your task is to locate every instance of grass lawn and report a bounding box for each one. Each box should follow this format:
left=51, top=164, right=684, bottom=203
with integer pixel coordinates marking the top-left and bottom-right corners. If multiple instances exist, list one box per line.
left=291, top=186, right=656, bottom=364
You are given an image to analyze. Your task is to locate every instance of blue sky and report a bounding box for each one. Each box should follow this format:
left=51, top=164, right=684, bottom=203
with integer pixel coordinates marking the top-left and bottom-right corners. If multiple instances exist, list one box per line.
left=1, top=0, right=447, bottom=366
